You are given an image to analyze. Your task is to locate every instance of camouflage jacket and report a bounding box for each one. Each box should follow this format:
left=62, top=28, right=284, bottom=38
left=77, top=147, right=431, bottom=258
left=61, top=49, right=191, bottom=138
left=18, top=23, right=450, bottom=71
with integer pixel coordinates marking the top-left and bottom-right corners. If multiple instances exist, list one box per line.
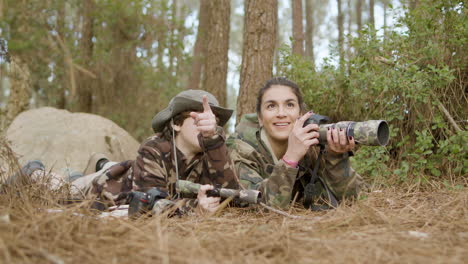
left=227, top=114, right=365, bottom=209
left=90, top=128, right=238, bottom=214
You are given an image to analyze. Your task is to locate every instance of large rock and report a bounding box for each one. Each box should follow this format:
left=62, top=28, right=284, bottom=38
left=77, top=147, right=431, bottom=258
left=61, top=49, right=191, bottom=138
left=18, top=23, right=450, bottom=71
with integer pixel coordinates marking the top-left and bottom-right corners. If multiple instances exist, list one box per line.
left=6, top=107, right=140, bottom=178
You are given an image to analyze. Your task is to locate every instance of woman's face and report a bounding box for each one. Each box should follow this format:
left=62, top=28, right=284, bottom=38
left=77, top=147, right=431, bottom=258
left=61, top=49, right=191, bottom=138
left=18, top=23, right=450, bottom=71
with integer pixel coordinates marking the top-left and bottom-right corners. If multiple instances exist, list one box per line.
left=258, top=85, right=301, bottom=143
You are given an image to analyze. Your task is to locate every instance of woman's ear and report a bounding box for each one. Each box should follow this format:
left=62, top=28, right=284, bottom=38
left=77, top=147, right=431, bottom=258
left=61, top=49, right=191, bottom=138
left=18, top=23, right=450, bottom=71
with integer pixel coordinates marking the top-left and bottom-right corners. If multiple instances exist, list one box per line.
left=257, top=114, right=263, bottom=127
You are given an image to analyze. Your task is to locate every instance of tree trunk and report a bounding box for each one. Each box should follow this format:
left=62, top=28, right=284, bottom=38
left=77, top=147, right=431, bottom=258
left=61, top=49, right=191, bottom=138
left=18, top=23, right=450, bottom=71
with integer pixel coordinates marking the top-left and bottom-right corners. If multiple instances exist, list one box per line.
left=347, top=0, right=352, bottom=36
left=175, top=3, right=187, bottom=82
left=383, top=0, right=388, bottom=38
left=237, top=0, right=277, bottom=123
left=187, top=0, right=209, bottom=90
left=337, top=0, right=344, bottom=73
left=76, top=0, right=94, bottom=112
left=369, top=0, right=375, bottom=28
left=346, top=0, right=352, bottom=66
left=156, top=8, right=167, bottom=73
left=202, top=0, right=230, bottom=107
left=55, top=1, right=67, bottom=109
left=292, top=0, right=304, bottom=56
left=169, top=0, right=177, bottom=75
left=356, top=0, right=362, bottom=35
left=5, top=57, right=31, bottom=128
left=409, top=0, right=419, bottom=10
left=305, top=0, right=315, bottom=66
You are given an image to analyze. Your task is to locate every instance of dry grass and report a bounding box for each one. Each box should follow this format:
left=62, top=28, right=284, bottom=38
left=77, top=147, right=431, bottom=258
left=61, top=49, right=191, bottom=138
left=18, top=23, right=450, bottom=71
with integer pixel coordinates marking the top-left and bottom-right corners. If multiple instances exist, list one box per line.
left=1, top=138, right=467, bottom=264
left=1, top=185, right=466, bottom=264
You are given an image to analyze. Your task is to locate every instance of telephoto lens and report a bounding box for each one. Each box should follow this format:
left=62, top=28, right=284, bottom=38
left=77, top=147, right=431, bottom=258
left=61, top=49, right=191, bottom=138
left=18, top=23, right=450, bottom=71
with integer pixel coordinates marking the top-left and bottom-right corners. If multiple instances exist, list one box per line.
left=303, top=114, right=389, bottom=146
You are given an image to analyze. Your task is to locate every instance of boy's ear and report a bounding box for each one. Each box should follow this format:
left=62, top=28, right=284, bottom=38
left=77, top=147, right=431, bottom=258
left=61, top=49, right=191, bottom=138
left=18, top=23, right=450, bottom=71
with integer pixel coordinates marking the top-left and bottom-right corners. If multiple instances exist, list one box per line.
left=171, top=120, right=181, bottom=132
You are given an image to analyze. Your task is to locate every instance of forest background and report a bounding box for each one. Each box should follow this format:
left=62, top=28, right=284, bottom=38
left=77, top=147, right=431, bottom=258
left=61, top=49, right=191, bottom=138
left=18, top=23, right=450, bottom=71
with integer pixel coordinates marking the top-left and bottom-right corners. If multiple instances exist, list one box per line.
left=0, top=0, right=466, bottom=188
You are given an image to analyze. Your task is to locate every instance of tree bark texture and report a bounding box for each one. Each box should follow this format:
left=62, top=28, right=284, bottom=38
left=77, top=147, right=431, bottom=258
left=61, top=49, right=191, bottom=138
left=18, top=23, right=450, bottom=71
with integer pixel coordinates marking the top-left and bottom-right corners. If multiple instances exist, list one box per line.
left=187, top=0, right=209, bottom=90
left=337, top=0, right=344, bottom=73
left=292, top=0, right=304, bottom=56
left=237, top=0, right=277, bottom=123
left=55, top=1, right=67, bottom=109
left=305, top=0, right=315, bottom=66
left=5, top=57, right=31, bottom=128
left=76, top=0, right=94, bottom=112
left=202, top=0, right=230, bottom=107
left=169, top=0, right=177, bottom=75
left=369, top=0, right=375, bottom=28
left=356, top=0, right=362, bottom=34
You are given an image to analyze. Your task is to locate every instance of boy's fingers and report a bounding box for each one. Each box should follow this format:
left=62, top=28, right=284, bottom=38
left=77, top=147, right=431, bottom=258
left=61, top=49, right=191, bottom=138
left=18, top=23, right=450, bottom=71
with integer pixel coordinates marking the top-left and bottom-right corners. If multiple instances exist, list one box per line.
left=190, top=112, right=199, bottom=121
left=202, top=96, right=213, bottom=114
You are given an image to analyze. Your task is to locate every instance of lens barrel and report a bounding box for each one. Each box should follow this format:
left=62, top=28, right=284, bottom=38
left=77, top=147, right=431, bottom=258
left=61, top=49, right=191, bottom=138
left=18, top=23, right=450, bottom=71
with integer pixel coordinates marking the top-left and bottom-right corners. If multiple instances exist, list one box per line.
left=317, top=120, right=389, bottom=146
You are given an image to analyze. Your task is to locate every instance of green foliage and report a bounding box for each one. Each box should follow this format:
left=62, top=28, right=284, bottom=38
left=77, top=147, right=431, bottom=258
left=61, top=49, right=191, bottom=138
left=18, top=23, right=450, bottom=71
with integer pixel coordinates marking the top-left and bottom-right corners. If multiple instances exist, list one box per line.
left=1, top=0, right=194, bottom=141
left=277, top=0, right=467, bottom=186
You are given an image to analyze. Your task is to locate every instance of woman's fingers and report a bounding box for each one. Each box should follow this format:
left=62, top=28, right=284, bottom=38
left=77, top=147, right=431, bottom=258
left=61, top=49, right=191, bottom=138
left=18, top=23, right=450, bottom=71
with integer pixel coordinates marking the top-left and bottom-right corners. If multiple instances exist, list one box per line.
left=294, top=111, right=314, bottom=129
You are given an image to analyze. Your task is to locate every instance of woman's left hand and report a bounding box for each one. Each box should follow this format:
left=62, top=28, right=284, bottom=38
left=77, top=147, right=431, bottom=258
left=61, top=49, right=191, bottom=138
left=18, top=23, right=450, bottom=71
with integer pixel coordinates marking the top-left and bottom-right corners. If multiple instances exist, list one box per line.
left=326, top=127, right=356, bottom=154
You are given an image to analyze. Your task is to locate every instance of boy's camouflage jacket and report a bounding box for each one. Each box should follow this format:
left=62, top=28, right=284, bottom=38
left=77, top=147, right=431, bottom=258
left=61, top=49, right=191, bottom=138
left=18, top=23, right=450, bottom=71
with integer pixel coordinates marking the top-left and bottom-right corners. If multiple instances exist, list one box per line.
left=227, top=114, right=365, bottom=209
left=88, top=128, right=239, bottom=214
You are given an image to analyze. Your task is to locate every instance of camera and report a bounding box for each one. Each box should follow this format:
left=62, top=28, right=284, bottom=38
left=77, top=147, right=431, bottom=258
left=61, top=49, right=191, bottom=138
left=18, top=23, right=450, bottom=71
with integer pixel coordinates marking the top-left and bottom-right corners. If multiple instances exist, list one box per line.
left=303, top=114, right=389, bottom=146
left=127, top=187, right=169, bottom=219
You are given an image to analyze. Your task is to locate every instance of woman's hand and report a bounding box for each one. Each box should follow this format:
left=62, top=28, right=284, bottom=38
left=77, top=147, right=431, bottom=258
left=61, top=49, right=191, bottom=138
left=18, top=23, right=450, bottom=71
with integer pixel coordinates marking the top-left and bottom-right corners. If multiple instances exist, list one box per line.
left=283, top=111, right=320, bottom=165
left=197, top=184, right=220, bottom=214
left=190, top=96, right=217, bottom=138
left=326, top=126, right=356, bottom=154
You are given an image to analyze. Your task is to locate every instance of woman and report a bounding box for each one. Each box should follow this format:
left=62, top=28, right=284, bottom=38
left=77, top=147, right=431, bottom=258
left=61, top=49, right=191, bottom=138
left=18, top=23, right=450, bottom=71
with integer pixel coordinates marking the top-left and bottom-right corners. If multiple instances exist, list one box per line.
left=228, top=77, right=365, bottom=210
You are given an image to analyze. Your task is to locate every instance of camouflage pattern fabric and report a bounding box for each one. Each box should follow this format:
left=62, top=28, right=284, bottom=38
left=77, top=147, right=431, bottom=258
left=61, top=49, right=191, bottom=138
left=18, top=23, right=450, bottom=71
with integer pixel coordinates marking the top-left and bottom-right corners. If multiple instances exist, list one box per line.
left=227, top=113, right=366, bottom=210
left=87, top=127, right=239, bottom=214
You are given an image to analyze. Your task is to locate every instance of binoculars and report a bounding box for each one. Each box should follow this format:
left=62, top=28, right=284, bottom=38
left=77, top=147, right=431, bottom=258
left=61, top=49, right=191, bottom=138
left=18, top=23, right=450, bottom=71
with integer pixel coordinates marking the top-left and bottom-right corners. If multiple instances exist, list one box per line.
left=303, top=114, right=389, bottom=146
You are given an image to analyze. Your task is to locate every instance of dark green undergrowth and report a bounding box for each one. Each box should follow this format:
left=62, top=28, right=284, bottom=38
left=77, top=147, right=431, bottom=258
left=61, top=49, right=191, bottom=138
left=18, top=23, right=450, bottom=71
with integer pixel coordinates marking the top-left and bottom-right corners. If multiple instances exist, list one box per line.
left=277, top=0, right=467, bottom=187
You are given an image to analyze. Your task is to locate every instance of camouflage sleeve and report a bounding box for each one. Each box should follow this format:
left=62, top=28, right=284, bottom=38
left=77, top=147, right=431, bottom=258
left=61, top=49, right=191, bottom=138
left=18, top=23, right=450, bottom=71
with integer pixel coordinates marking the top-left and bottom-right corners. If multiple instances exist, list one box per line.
left=229, top=140, right=298, bottom=209
left=198, top=127, right=239, bottom=189
left=132, top=142, right=200, bottom=215
left=132, top=141, right=169, bottom=192
left=321, top=151, right=366, bottom=199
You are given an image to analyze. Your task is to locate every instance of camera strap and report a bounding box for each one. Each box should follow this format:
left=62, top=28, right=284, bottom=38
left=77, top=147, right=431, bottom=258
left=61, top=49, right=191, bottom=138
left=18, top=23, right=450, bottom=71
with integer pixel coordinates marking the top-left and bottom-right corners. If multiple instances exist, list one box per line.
left=171, top=119, right=180, bottom=199
left=303, top=145, right=338, bottom=211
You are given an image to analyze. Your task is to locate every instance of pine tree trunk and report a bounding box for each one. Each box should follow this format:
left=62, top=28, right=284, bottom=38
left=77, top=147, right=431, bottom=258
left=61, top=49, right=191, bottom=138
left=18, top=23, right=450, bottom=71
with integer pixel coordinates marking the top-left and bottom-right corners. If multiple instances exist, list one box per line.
left=156, top=8, right=167, bottom=73
left=383, top=0, right=388, bottom=38
left=409, top=0, right=419, bottom=10
left=369, top=0, right=375, bottom=28
left=292, top=0, right=304, bottom=56
left=5, top=57, right=31, bottom=128
left=176, top=3, right=186, bottom=82
left=305, top=0, right=315, bottom=66
left=76, top=0, right=94, bottom=112
left=356, top=0, right=362, bottom=35
left=169, top=0, right=177, bottom=75
left=202, top=0, right=230, bottom=107
left=56, top=1, right=67, bottom=109
left=237, top=0, right=277, bottom=123
left=337, top=0, right=344, bottom=73
left=187, top=0, right=209, bottom=90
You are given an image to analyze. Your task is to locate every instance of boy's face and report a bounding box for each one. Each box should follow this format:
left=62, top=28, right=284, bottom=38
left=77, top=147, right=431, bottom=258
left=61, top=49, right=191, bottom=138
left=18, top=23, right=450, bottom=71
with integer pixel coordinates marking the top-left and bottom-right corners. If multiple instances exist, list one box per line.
left=173, top=114, right=203, bottom=155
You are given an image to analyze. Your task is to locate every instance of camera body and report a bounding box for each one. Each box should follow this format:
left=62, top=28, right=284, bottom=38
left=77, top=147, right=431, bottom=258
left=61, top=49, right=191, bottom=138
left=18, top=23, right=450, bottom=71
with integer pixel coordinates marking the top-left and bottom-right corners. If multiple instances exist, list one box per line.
left=127, top=187, right=169, bottom=218
left=303, top=114, right=389, bottom=146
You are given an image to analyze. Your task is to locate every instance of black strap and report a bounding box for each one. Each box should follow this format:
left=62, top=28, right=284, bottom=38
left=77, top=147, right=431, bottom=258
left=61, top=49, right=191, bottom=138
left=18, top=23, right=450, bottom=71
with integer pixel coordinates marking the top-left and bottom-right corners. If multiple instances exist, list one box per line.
left=303, top=145, right=339, bottom=210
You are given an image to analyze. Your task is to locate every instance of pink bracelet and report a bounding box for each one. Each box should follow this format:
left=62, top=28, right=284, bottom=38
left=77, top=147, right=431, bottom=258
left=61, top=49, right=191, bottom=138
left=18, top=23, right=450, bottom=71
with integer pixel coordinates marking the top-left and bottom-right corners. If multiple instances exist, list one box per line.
left=282, top=157, right=299, bottom=168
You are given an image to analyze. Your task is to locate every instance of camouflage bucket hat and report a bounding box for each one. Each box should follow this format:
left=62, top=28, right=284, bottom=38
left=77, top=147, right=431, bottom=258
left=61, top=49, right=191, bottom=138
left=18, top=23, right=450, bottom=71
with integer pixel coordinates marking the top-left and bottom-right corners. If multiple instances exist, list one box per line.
left=152, top=90, right=233, bottom=132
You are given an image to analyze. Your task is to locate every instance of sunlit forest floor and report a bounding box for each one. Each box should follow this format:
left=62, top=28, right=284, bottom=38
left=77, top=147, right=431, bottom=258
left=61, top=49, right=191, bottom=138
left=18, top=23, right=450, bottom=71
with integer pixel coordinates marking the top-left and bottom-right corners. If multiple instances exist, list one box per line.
left=0, top=183, right=466, bottom=264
